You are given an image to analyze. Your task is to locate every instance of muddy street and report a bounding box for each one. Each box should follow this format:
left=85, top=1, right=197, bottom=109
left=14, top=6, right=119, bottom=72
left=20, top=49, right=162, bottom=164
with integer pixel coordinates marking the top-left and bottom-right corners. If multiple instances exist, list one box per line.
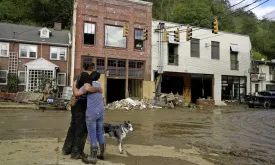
left=0, top=108, right=275, bottom=165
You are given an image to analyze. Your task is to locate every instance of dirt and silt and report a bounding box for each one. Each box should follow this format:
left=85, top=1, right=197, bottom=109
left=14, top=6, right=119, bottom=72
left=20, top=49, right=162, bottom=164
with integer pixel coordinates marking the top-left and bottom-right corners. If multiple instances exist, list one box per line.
left=0, top=107, right=275, bottom=165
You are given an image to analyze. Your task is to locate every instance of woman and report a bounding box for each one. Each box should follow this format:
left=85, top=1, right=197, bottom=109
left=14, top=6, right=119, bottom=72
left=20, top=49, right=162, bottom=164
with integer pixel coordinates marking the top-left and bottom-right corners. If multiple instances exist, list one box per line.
left=73, top=71, right=105, bottom=164
left=62, top=63, right=101, bottom=159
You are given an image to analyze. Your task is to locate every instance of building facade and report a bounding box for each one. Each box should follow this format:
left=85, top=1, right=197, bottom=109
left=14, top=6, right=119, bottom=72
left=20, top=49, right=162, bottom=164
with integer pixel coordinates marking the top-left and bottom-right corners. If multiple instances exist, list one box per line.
left=151, top=20, right=251, bottom=105
left=250, top=60, right=275, bottom=93
left=72, top=0, right=153, bottom=103
left=0, top=22, right=71, bottom=92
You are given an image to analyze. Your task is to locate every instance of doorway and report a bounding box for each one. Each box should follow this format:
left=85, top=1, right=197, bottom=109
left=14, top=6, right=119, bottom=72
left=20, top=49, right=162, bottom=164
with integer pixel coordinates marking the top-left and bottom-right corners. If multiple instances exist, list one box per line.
left=191, top=75, right=213, bottom=103
left=107, top=79, right=125, bottom=103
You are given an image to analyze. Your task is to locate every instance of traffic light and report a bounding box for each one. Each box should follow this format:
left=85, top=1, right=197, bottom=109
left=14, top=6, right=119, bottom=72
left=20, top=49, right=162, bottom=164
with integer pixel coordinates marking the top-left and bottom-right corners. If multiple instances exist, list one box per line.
left=174, top=28, right=180, bottom=42
left=143, top=29, right=148, bottom=40
left=163, top=28, right=169, bottom=42
left=212, top=17, right=218, bottom=34
left=186, top=25, right=192, bottom=41
left=123, top=24, right=129, bottom=37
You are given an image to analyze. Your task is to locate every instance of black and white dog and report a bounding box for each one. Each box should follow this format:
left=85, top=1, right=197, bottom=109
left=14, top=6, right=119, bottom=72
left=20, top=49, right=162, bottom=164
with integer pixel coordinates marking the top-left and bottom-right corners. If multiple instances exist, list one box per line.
left=103, top=121, right=134, bottom=154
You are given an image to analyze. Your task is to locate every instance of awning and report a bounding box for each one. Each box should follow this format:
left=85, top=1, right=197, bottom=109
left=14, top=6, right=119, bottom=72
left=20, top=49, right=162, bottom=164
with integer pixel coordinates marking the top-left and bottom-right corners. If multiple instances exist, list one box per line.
left=230, top=44, right=239, bottom=52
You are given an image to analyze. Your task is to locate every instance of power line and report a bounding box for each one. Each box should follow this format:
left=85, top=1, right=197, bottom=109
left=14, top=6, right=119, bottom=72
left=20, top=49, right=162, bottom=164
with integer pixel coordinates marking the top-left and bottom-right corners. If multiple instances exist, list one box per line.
left=230, top=0, right=246, bottom=8
left=228, top=0, right=262, bottom=16
left=262, top=9, right=275, bottom=18
left=246, top=0, right=270, bottom=12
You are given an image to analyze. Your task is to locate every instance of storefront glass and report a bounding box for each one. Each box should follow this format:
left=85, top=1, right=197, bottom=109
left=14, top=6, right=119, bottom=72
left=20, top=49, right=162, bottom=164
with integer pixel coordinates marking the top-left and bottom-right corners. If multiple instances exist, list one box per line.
left=222, top=75, right=247, bottom=101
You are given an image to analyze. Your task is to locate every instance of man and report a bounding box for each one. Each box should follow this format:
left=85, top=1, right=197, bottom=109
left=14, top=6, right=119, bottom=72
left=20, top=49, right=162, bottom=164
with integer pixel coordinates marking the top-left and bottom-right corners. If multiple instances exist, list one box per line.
left=73, top=71, right=105, bottom=164
left=62, top=63, right=102, bottom=159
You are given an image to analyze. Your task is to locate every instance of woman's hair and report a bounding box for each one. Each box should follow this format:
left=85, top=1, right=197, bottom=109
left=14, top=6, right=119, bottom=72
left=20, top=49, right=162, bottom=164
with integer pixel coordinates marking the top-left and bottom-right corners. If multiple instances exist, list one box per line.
left=91, top=71, right=100, bottom=81
left=83, top=62, right=95, bottom=71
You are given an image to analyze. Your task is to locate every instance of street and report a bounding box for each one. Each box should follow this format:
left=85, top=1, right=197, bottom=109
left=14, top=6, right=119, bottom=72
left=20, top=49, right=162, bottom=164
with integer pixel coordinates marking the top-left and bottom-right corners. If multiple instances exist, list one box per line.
left=0, top=108, right=275, bottom=165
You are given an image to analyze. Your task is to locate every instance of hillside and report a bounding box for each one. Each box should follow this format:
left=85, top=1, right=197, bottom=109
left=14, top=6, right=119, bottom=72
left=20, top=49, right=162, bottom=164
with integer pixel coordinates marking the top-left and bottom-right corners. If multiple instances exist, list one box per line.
left=0, top=0, right=274, bottom=59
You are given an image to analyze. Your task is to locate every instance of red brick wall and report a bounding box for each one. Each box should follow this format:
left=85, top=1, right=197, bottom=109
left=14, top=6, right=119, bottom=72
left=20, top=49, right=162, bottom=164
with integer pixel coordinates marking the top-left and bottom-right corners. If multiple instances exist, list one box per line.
left=74, top=0, right=152, bottom=80
left=0, top=42, right=69, bottom=72
left=0, top=42, right=70, bottom=91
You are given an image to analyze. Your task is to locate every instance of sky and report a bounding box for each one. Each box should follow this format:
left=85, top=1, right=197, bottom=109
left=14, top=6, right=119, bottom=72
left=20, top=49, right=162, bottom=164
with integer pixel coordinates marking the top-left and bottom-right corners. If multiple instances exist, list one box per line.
left=229, top=0, right=275, bottom=19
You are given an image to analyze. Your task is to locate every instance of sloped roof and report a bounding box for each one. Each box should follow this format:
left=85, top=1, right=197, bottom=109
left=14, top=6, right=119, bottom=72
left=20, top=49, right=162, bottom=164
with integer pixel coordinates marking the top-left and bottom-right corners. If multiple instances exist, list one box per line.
left=25, top=58, right=58, bottom=70
left=0, top=22, right=70, bottom=45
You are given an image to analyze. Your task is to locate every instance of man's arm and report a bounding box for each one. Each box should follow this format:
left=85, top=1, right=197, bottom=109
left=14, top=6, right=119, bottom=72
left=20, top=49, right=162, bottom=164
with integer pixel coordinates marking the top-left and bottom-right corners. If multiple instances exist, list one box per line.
left=84, top=83, right=102, bottom=93
left=73, top=80, right=85, bottom=97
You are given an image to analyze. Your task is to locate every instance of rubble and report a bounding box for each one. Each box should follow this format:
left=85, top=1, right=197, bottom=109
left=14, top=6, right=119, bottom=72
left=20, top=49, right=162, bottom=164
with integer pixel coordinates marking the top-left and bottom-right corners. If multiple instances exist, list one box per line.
left=105, top=98, right=161, bottom=110
left=105, top=93, right=185, bottom=110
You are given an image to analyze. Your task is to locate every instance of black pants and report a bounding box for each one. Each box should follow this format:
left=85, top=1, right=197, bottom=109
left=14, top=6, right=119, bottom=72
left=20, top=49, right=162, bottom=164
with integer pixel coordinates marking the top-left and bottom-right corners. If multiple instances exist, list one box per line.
left=62, top=99, right=87, bottom=157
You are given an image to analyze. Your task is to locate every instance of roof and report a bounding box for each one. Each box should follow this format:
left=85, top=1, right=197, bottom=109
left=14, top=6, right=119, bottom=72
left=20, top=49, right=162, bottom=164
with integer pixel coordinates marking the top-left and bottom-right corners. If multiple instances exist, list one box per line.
left=25, top=58, right=58, bottom=70
left=0, top=22, right=70, bottom=45
left=152, top=19, right=250, bottom=37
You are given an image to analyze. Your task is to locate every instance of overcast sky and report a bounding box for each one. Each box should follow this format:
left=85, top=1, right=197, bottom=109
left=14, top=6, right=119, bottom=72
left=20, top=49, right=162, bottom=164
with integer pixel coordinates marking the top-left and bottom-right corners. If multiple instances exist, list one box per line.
left=229, top=0, right=275, bottom=19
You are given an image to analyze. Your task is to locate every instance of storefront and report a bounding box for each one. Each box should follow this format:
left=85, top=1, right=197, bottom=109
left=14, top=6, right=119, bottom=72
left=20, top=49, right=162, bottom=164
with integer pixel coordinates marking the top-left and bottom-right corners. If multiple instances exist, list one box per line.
left=221, top=75, right=247, bottom=101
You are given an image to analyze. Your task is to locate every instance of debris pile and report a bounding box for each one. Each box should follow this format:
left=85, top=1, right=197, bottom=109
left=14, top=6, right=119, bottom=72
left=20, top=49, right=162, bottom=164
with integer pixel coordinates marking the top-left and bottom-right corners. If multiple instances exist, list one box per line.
left=105, top=98, right=162, bottom=110
left=155, top=93, right=185, bottom=108
left=105, top=93, right=185, bottom=110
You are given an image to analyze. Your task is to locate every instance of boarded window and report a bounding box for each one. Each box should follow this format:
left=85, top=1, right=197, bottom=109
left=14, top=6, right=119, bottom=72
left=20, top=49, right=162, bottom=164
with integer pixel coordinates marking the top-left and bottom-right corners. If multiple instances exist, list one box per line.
left=211, top=41, right=220, bottom=59
left=191, top=39, right=200, bottom=57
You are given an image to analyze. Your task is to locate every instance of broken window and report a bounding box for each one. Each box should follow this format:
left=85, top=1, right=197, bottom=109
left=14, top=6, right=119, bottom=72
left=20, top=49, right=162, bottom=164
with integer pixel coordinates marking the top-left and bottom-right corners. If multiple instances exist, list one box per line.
left=96, top=58, right=105, bottom=74
left=84, top=22, right=95, bottom=45
left=168, top=43, right=178, bottom=65
left=107, top=59, right=126, bottom=76
left=129, top=61, right=144, bottom=79
left=211, top=41, right=220, bottom=60
left=134, top=29, right=144, bottom=50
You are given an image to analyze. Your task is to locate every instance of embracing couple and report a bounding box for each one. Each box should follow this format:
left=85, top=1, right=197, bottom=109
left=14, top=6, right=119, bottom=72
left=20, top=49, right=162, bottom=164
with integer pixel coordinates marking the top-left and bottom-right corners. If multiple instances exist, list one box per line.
left=62, top=62, right=105, bottom=164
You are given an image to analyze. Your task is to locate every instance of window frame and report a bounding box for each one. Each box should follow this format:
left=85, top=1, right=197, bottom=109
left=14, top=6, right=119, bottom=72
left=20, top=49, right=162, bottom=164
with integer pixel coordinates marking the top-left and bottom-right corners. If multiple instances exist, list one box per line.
left=104, top=24, right=127, bottom=49
left=0, top=42, right=9, bottom=57
left=18, top=71, right=26, bottom=85
left=0, top=70, right=8, bottom=85
left=211, top=41, right=220, bottom=60
left=19, top=44, right=38, bottom=59
left=134, top=28, right=144, bottom=51
left=190, top=38, right=200, bottom=58
left=230, top=52, right=239, bottom=70
left=83, top=22, right=96, bottom=46
left=57, top=73, right=66, bottom=86
left=50, top=46, right=67, bottom=61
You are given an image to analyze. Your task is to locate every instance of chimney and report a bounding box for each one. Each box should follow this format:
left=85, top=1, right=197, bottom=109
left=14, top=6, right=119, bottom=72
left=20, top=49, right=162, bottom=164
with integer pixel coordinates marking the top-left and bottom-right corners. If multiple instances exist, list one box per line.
left=54, top=22, right=62, bottom=31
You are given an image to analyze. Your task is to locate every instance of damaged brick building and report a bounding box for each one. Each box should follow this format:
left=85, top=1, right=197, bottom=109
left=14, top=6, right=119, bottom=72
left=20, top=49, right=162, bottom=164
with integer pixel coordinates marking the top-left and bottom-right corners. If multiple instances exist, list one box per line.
left=71, top=0, right=154, bottom=103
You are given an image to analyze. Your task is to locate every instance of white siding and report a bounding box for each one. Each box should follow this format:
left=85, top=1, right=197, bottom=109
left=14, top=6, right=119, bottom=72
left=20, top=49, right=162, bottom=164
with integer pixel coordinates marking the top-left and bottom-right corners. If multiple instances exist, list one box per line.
left=251, top=64, right=275, bottom=93
left=151, top=20, right=251, bottom=103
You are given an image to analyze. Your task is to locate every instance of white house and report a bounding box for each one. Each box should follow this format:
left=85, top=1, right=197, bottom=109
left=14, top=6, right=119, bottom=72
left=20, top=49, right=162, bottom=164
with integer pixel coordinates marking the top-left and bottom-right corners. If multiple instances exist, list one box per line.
left=151, top=20, right=251, bottom=105
left=250, top=60, right=275, bottom=93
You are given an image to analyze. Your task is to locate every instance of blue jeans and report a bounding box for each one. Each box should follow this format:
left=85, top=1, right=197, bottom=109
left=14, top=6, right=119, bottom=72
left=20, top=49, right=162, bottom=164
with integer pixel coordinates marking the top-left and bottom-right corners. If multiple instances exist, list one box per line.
left=86, top=112, right=105, bottom=148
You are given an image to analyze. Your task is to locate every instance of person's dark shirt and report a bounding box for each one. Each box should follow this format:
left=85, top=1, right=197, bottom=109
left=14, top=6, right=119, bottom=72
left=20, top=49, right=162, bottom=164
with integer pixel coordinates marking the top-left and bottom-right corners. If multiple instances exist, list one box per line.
left=76, top=72, right=90, bottom=100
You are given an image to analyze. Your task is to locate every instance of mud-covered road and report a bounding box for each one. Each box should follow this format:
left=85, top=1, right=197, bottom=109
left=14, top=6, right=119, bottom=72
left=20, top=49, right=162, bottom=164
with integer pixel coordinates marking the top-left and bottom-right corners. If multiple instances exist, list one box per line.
left=0, top=108, right=275, bottom=165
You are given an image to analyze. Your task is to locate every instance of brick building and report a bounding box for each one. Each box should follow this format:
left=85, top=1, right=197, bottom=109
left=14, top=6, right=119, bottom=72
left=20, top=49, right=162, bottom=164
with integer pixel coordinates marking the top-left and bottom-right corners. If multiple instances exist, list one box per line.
left=72, top=0, right=153, bottom=103
left=0, top=22, right=71, bottom=92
